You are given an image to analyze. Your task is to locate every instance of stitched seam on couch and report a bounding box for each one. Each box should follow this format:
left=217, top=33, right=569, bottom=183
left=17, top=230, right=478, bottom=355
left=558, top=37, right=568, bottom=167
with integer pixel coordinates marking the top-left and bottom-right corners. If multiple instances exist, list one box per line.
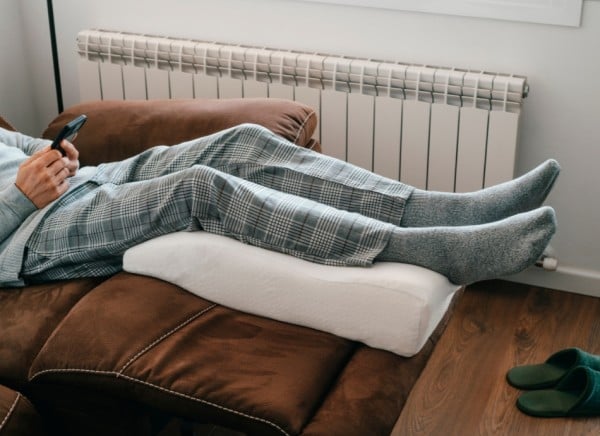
left=119, top=303, right=218, bottom=375
left=293, top=110, right=316, bottom=146
left=28, top=368, right=290, bottom=436
left=0, top=393, right=20, bottom=433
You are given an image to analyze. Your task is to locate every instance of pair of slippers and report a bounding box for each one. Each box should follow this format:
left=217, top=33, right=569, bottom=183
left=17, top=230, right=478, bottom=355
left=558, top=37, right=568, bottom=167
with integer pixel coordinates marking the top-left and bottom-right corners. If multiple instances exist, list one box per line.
left=506, top=348, right=600, bottom=417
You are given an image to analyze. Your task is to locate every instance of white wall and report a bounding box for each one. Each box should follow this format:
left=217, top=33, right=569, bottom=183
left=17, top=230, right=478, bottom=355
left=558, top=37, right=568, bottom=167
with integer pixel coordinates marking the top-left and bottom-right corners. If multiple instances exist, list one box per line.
left=5, top=0, right=600, bottom=296
left=0, top=0, right=40, bottom=133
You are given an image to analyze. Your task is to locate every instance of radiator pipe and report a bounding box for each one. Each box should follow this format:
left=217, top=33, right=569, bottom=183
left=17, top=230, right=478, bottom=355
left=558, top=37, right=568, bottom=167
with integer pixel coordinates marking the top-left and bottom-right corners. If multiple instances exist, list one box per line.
left=47, top=0, right=64, bottom=113
left=535, top=245, right=558, bottom=271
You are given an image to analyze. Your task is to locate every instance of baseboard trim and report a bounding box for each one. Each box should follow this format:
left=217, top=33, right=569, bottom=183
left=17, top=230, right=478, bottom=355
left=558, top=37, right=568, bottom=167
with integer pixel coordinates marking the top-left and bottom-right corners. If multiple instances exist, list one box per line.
left=504, top=265, right=600, bottom=298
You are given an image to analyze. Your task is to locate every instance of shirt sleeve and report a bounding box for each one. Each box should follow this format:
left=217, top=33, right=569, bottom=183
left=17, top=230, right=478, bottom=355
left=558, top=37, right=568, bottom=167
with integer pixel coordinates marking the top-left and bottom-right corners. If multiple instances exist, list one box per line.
left=0, top=127, right=50, bottom=155
left=0, top=183, right=37, bottom=244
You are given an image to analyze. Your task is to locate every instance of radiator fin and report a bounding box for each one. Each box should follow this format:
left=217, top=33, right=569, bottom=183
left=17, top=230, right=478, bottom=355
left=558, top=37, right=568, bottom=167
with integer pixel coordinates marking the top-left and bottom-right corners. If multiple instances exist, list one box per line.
left=76, top=29, right=528, bottom=192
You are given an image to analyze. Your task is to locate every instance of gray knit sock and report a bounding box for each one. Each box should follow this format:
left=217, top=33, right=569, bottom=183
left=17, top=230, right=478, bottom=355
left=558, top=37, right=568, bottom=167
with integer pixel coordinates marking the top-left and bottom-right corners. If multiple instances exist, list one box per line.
left=401, top=159, right=560, bottom=227
left=378, top=206, right=556, bottom=285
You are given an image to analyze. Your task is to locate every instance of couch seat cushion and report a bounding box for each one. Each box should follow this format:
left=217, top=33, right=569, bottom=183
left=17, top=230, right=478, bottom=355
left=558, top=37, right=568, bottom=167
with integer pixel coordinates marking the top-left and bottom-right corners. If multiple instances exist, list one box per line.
left=0, top=278, right=103, bottom=388
left=29, top=273, right=356, bottom=436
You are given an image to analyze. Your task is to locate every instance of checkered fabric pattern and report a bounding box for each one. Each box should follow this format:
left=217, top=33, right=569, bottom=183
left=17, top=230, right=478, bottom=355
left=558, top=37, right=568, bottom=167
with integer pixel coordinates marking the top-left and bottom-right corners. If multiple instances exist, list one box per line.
left=23, top=124, right=413, bottom=282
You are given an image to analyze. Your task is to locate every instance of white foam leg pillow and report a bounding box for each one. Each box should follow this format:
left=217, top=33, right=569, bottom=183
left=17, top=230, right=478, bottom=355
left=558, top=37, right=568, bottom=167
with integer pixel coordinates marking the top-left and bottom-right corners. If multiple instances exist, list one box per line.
left=123, top=232, right=461, bottom=357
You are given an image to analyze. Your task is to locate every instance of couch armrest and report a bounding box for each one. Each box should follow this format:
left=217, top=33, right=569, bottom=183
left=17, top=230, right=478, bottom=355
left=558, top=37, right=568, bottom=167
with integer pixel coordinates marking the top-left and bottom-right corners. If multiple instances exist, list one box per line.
left=42, top=98, right=320, bottom=167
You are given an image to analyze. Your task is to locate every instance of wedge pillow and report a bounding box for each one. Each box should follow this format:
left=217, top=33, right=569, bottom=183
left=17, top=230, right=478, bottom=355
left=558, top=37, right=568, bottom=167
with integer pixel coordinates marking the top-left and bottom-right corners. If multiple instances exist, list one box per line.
left=123, top=232, right=461, bottom=356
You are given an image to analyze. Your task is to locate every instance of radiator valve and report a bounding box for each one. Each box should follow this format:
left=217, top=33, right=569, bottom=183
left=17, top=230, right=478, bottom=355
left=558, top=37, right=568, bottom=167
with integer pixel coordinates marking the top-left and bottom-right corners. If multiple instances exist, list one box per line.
left=535, top=245, right=558, bottom=271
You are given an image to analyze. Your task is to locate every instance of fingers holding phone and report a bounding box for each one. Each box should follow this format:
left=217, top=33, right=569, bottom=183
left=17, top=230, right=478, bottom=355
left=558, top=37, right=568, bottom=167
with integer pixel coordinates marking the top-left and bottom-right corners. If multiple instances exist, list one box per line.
left=58, top=139, right=80, bottom=177
left=16, top=147, right=71, bottom=208
left=50, top=114, right=85, bottom=176
left=15, top=114, right=87, bottom=207
left=51, top=114, right=87, bottom=156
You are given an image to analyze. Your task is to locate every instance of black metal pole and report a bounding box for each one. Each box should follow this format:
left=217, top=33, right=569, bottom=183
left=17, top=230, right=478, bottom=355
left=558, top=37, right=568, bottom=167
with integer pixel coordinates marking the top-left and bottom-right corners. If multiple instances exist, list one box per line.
left=47, top=0, right=64, bottom=113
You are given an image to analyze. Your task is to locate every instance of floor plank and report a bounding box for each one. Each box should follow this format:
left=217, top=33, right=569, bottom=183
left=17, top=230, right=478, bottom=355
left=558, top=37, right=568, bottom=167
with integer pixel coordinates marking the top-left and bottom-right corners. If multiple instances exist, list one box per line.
left=393, top=280, right=600, bottom=436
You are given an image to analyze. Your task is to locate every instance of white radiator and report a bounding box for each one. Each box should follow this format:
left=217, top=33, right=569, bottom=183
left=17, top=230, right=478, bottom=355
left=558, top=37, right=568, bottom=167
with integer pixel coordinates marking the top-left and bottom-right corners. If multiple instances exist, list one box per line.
left=76, top=29, right=528, bottom=192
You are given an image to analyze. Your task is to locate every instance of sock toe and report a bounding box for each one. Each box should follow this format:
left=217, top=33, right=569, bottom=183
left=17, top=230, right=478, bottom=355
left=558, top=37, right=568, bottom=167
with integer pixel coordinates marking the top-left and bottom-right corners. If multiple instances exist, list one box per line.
left=447, top=206, right=557, bottom=284
left=380, top=206, right=557, bottom=285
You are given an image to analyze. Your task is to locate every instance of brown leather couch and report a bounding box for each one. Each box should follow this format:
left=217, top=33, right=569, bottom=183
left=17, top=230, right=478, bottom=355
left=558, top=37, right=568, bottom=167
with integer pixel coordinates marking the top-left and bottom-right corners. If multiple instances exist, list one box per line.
left=0, top=98, right=451, bottom=436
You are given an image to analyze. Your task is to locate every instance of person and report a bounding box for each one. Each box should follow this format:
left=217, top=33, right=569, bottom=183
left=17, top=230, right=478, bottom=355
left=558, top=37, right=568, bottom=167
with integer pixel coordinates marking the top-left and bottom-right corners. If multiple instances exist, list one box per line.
left=0, top=123, right=558, bottom=287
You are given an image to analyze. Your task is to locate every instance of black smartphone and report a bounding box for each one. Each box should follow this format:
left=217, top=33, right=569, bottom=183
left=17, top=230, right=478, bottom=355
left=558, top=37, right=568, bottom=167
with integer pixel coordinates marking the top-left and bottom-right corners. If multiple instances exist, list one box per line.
left=51, top=114, right=87, bottom=156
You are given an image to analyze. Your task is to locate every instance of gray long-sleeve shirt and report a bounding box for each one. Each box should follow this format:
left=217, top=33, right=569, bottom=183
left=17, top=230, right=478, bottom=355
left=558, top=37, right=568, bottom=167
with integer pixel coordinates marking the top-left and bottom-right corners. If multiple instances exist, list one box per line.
left=0, top=127, right=95, bottom=287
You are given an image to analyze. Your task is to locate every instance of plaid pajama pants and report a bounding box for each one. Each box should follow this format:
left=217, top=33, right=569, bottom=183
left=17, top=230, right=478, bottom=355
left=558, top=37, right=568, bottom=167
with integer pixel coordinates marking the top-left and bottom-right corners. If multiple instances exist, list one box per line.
left=22, top=124, right=414, bottom=282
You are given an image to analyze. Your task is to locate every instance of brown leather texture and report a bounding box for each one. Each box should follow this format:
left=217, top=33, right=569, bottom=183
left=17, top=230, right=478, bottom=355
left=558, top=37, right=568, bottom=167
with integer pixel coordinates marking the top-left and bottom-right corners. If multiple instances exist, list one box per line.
left=29, top=273, right=356, bottom=436
left=42, top=98, right=320, bottom=167
left=0, top=279, right=104, bottom=390
left=0, top=385, right=47, bottom=435
left=28, top=272, right=457, bottom=435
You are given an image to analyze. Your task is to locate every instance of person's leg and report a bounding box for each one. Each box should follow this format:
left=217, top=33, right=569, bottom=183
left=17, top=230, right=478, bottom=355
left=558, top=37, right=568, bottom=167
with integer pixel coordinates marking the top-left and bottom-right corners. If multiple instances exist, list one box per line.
left=92, top=124, right=413, bottom=226
left=23, top=166, right=556, bottom=286
left=92, top=123, right=558, bottom=228
left=400, top=160, right=560, bottom=227
left=157, top=124, right=558, bottom=228
left=379, top=206, right=556, bottom=284
left=21, top=166, right=394, bottom=282
left=175, top=124, right=558, bottom=228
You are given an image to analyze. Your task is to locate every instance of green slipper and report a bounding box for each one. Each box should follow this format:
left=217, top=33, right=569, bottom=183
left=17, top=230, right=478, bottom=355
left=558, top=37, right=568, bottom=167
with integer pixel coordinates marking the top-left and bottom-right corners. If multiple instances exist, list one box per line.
left=517, top=366, right=600, bottom=417
left=507, top=348, right=600, bottom=389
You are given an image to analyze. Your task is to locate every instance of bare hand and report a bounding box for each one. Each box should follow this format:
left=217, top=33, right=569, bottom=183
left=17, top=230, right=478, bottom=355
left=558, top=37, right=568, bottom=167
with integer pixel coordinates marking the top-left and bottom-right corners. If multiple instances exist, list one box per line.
left=58, top=139, right=80, bottom=177
left=15, top=146, right=72, bottom=208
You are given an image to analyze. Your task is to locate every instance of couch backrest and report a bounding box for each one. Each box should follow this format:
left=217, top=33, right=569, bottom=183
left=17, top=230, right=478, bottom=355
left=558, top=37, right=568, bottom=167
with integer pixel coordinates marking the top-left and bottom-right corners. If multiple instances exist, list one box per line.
left=42, top=98, right=320, bottom=167
left=0, top=116, right=16, bottom=132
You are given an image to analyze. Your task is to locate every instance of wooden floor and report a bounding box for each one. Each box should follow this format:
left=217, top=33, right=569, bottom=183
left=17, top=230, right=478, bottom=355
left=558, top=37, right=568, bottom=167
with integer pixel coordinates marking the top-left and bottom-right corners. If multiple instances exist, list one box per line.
left=392, top=280, right=600, bottom=436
